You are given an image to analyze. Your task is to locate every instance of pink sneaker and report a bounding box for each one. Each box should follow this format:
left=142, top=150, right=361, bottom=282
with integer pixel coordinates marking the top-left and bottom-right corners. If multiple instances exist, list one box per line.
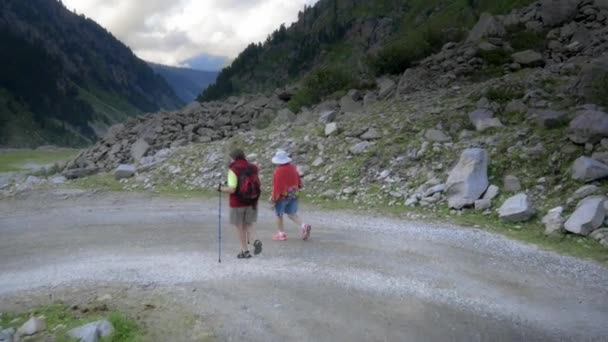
left=301, top=224, right=312, bottom=241
left=272, top=231, right=287, bottom=241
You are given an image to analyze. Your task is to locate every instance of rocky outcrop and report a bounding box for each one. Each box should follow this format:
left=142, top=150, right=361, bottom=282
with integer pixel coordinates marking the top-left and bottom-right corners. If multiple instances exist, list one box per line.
left=568, top=109, right=608, bottom=144
left=446, top=148, right=489, bottom=209
left=67, top=94, right=286, bottom=172
left=467, top=13, right=506, bottom=42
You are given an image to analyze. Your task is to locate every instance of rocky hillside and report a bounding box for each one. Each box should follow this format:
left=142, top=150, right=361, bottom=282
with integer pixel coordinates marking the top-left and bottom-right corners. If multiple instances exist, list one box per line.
left=149, top=63, right=219, bottom=103
left=4, top=0, right=608, bottom=255
left=0, top=0, right=183, bottom=147
left=199, top=0, right=538, bottom=102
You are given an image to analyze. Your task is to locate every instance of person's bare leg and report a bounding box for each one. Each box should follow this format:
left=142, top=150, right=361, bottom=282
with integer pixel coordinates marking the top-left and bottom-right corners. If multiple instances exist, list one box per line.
left=276, top=216, right=285, bottom=233
left=288, top=214, right=303, bottom=227
left=246, top=224, right=258, bottom=241
left=237, top=224, right=248, bottom=252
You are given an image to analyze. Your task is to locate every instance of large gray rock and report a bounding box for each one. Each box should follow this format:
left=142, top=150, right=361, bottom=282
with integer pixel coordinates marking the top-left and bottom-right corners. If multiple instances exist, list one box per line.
left=543, top=206, right=564, bottom=236
left=360, top=128, right=382, bottom=140
left=511, top=50, right=544, bottom=67
left=424, top=129, right=451, bottom=142
left=325, top=123, right=339, bottom=136
left=319, top=110, right=337, bottom=123
left=569, top=184, right=600, bottom=203
left=340, top=95, right=362, bottom=113
left=565, top=196, right=606, bottom=236
left=499, top=193, right=535, bottom=222
left=446, top=148, right=489, bottom=209
left=540, top=0, right=581, bottom=27
left=0, top=328, right=15, bottom=342
left=504, top=175, right=522, bottom=192
left=482, top=184, right=500, bottom=201
left=572, top=157, right=608, bottom=182
left=17, top=317, right=45, bottom=336
left=377, top=78, right=396, bottom=98
left=349, top=141, right=371, bottom=155
left=130, top=138, right=150, bottom=162
left=533, top=110, right=568, bottom=128
left=276, top=108, right=296, bottom=122
left=468, top=109, right=503, bottom=132
left=67, top=320, right=114, bottom=342
left=568, top=110, right=608, bottom=144
left=115, top=164, right=136, bottom=180
left=467, top=13, right=506, bottom=42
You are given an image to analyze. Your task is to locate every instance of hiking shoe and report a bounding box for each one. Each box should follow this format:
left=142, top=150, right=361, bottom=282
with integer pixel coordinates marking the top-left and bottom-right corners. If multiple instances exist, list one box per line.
left=301, top=224, right=312, bottom=241
left=237, top=251, right=252, bottom=259
left=253, top=240, right=263, bottom=255
left=272, top=232, right=287, bottom=241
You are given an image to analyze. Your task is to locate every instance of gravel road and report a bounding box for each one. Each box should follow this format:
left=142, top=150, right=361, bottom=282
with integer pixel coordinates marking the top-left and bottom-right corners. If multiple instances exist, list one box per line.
left=1, top=189, right=607, bottom=341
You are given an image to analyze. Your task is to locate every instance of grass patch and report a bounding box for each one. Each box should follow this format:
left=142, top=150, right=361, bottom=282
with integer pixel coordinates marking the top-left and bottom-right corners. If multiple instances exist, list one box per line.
left=485, top=84, right=525, bottom=104
left=0, top=149, right=78, bottom=173
left=0, top=302, right=142, bottom=342
left=71, top=174, right=125, bottom=192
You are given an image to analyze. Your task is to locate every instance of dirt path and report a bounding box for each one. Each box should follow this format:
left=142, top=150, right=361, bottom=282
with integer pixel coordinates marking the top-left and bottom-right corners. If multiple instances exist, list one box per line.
left=1, top=190, right=607, bottom=341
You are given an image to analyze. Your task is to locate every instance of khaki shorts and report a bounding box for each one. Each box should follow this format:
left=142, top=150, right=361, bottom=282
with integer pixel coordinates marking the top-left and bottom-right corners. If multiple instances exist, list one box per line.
left=230, top=206, right=258, bottom=226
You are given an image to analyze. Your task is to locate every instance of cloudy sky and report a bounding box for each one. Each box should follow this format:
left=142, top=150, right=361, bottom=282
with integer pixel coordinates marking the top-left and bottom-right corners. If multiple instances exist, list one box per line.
left=63, top=0, right=318, bottom=70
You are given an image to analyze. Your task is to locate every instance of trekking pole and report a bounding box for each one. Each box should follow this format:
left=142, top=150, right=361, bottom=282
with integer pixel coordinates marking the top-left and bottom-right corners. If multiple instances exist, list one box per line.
left=218, top=183, right=222, bottom=263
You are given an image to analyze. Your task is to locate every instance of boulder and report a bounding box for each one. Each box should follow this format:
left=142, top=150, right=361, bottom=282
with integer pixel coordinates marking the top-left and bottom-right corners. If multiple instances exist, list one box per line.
left=475, top=199, right=492, bottom=211
left=482, top=184, right=500, bottom=201
left=276, top=108, right=296, bottom=122
left=572, top=56, right=608, bottom=104
left=68, top=320, right=114, bottom=342
left=540, top=0, right=581, bottom=27
left=363, top=92, right=378, bottom=107
left=469, top=109, right=503, bottom=132
left=467, top=13, right=506, bottom=42
left=446, top=148, right=489, bottom=209
left=564, top=196, right=606, bottom=236
left=511, top=50, right=544, bottom=67
left=377, top=78, right=396, bottom=98
left=63, top=167, right=99, bottom=180
left=570, top=185, right=600, bottom=202
left=115, top=164, right=136, bottom=180
left=349, top=141, right=371, bottom=155
left=360, top=128, right=382, bottom=140
left=0, top=328, right=15, bottom=342
left=319, top=110, right=337, bottom=123
left=498, top=193, right=535, bottom=222
left=347, top=89, right=362, bottom=101
left=567, top=110, right=608, bottom=144
left=312, top=157, right=324, bottom=167
left=424, top=184, right=446, bottom=197
left=571, top=157, right=608, bottom=182
left=17, top=317, right=45, bottom=336
left=424, top=129, right=451, bottom=142
left=504, top=175, right=522, bottom=192
left=543, top=206, right=564, bottom=236
left=325, top=123, right=339, bottom=136
left=130, top=138, right=150, bottom=162
left=340, top=95, right=362, bottom=113
left=50, top=176, right=67, bottom=184
left=533, top=110, right=568, bottom=128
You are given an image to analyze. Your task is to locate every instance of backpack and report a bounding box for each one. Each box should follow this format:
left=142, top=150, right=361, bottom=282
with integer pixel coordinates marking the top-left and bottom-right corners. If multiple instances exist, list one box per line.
left=235, top=163, right=261, bottom=204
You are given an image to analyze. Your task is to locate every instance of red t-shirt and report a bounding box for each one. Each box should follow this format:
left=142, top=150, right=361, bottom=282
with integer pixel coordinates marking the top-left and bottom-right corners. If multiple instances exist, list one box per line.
left=272, top=163, right=302, bottom=201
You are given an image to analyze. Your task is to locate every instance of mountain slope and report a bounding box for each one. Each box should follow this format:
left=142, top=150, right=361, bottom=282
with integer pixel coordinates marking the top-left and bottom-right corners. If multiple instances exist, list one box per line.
left=0, top=0, right=183, bottom=147
left=149, top=63, right=218, bottom=103
left=199, top=0, right=534, bottom=103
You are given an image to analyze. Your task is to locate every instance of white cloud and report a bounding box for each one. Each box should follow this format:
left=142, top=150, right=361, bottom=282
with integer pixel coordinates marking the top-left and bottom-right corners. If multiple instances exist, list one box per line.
left=63, top=0, right=318, bottom=67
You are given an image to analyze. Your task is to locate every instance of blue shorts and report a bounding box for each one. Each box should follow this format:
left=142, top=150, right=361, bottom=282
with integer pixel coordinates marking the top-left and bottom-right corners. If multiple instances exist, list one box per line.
left=275, top=198, right=298, bottom=217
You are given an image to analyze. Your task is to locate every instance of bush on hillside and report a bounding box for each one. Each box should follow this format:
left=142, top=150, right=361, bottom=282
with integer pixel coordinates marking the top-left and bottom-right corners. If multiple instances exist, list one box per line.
left=288, top=68, right=353, bottom=112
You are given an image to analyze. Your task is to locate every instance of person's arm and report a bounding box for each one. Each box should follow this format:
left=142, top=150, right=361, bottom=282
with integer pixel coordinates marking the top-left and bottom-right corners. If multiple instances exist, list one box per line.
left=219, top=169, right=237, bottom=194
left=269, top=168, right=278, bottom=202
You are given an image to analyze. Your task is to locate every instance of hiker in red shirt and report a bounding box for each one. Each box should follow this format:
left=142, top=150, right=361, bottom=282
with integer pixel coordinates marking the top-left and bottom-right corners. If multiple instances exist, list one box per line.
left=269, top=150, right=312, bottom=241
left=219, top=149, right=262, bottom=259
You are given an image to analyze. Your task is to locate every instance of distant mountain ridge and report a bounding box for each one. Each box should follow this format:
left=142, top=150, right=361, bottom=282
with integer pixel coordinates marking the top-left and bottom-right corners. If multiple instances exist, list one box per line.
left=149, top=63, right=218, bottom=103
left=0, top=0, right=183, bottom=147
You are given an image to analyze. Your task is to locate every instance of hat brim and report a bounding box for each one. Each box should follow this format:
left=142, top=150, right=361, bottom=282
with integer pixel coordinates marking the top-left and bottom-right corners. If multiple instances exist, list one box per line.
left=272, top=156, right=292, bottom=164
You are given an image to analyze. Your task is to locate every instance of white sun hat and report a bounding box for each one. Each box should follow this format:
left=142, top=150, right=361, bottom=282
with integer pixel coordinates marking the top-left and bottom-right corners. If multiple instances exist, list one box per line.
left=271, top=150, right=292, bottom=165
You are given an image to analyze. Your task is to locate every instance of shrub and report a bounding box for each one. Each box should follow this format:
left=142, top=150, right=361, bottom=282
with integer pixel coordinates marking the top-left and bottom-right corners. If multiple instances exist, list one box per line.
left=288, top=67, right=353, bottom=112
left=478, top=48, right=511, bottom=66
